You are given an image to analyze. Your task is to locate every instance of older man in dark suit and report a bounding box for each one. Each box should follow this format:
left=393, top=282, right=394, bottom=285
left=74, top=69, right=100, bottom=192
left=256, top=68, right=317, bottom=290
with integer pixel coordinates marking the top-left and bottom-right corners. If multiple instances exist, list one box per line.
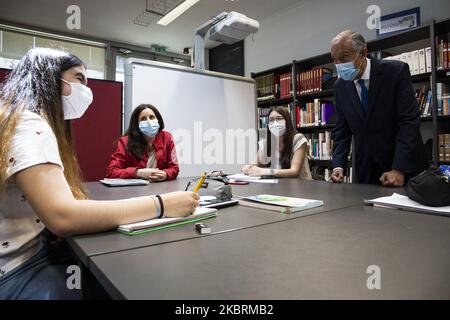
left=330, top=30, right=428, bottom=186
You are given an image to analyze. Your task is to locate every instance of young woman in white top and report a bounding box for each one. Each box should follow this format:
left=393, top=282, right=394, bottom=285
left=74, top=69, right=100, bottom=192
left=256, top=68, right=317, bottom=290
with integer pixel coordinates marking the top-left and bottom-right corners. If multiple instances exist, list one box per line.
left=0, top=48, right=199, bottom=299
left=243, top=106, right=312, bottom=179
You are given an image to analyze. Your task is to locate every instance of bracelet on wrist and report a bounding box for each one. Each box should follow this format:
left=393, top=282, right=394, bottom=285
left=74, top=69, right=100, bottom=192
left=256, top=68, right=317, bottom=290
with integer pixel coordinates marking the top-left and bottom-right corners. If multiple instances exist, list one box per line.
left=155, top=195, right=165, bottom=218
left=151, top=196, right=161, bottom=219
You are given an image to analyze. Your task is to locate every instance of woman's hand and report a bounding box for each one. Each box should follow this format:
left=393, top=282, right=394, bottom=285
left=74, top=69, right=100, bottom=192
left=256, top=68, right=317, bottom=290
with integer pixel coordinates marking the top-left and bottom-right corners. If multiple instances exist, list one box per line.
left=242, top=164, right=256, bottom=175
left=161, top=191, right=200, bottom=217
left=136, top=168, right=167, bottom=181
left=148, top=169, right=168, bottom=182
left=246, top=166, right=267, bottom=177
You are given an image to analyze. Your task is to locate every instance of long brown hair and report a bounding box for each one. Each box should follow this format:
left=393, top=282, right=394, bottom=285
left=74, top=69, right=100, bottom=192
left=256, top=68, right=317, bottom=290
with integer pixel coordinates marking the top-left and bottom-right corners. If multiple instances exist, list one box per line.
left=125, top=104, right=165, bottom=159
left=0, top=48, right=87, bottom=199
left=267, top=106, right=296, bottom=169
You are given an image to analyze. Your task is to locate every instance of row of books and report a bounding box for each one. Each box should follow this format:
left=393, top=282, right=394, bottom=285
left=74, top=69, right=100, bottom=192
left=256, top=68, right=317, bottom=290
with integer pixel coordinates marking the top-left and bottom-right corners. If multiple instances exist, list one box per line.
left=383, top=47, right=432, bottom=75
left=305, top=131, right=333, bottom=161
left=255, top=73, right=275, bottom=101
left=437, top=33, right=450, bottom=70
left=279, top=72, right=293, bottom=99
left=296, top=99, right=334, bottom=128
left=297, top=67, right=333, bottom=95
left=438, top=134, right=450, bottom=162
left=416, top=83, right=450, bottom=117
left=415, top=85, right=433, bottom=117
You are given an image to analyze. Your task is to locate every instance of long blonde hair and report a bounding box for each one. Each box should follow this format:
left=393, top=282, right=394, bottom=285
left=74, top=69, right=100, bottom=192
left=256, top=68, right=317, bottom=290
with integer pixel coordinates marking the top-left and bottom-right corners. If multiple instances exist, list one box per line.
left=0, top=48, right=87, bottom=199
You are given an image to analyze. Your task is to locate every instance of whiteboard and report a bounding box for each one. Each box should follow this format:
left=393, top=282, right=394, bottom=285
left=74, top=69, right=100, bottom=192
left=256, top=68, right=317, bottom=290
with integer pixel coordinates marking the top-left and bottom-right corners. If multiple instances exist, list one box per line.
left=124, top=59, right=257, bottom=177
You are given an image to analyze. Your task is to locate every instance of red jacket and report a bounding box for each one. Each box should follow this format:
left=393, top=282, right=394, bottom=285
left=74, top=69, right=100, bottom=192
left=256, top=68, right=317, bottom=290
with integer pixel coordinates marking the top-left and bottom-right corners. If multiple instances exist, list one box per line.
left=105, top=131, right=179, bottom=180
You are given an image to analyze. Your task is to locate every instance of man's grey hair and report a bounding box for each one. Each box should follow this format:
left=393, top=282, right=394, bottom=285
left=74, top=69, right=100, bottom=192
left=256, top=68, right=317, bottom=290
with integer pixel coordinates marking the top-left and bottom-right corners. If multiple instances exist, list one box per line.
left=333, top=30, right=367, bottom=53
left=350, top=31, right=367, bottom=53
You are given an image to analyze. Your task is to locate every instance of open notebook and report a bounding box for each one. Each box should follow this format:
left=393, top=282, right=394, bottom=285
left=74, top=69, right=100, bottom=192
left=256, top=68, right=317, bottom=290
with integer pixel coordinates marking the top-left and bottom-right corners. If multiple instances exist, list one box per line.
left=365, top=193, right=450, bottom=217
left=118, top=207, right=218, bottom=235
left=239, top=194, right=324, bottom=214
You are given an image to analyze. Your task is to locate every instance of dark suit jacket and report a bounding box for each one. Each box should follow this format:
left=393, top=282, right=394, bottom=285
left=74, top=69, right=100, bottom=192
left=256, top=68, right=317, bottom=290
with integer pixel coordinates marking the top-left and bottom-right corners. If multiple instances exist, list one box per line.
left=332, top=57, right=429, bottom=184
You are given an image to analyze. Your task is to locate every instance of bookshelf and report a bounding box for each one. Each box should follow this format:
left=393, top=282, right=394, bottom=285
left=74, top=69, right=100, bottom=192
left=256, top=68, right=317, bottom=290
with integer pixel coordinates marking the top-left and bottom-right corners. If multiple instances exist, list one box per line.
left=435, top=19, right=450, bottom=165
left=251, top=17, right=450, bottom=182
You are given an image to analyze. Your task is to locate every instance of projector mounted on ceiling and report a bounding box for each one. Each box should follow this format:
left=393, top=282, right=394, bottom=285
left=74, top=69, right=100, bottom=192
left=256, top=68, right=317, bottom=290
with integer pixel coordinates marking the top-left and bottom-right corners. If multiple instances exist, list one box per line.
left=207, top=12, right=260, bottom=45
left=194, top=12, right=260, bottom=70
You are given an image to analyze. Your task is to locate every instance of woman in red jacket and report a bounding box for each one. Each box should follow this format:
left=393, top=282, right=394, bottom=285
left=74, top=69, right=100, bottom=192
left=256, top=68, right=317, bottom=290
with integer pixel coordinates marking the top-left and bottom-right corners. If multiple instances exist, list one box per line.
left=106, top=104, right=179, bottom=181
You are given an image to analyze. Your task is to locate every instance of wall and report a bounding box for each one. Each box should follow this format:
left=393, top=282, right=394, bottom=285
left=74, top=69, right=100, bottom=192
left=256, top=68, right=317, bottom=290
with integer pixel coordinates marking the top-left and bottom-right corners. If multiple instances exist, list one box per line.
left=245, top=0, right=450, bottom=76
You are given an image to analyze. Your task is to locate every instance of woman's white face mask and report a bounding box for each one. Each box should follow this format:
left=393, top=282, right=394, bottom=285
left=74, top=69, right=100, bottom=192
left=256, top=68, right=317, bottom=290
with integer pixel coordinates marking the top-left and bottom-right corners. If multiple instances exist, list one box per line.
left=61, top=78, right=93, bottom=120
left=268, top=119, right=286, bottom=137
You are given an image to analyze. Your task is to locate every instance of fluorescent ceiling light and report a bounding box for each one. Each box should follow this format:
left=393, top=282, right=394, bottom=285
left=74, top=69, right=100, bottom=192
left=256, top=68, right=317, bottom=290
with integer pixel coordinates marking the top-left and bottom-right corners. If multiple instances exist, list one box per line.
left=157, top=0, right=200, bottom=26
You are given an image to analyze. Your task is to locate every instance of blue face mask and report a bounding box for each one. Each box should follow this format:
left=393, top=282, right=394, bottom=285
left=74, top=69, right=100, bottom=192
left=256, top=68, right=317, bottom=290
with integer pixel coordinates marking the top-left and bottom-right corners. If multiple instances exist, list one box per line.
left=335, top=54, right=363, bottom=81
left=139, top=120, right=160, bottom=137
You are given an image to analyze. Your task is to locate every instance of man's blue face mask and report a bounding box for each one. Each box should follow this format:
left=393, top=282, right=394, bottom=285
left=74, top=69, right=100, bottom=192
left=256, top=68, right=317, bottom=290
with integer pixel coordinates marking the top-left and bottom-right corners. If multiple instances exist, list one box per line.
left=335, top=53, right=364, bottom=81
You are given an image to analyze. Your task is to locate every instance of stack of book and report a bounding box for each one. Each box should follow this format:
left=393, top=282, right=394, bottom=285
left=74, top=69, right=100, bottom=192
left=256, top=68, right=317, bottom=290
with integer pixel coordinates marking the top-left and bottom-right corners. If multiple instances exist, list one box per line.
left=439, top=134, right=450, bottom=162
left=256, top=73, right=275, bottom=102
left=384, top=47, right=432, bottom=75
left=297, top=67, right=333, bottom=95
left=437, top=33, right=450, bottom=70
left=296, top=99, right=334, bottom=127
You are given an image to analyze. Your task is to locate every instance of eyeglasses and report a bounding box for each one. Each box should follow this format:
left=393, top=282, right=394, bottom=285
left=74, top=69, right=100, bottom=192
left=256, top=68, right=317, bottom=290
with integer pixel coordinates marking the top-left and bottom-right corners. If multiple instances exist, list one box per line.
left=268, top=116, right=285, bottom=124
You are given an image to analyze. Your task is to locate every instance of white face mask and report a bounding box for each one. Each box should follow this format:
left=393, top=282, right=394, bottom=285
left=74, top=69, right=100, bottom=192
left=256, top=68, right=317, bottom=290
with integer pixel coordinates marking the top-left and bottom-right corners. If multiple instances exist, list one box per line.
left=268, top=120, right=286, bottom=137
left=61, top=78, right=93, bottom=120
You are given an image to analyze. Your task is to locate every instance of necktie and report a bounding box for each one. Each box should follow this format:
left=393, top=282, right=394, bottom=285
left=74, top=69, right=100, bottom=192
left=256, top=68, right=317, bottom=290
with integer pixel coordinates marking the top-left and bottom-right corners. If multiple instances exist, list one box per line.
left=358, top=79, right=368, bottom=114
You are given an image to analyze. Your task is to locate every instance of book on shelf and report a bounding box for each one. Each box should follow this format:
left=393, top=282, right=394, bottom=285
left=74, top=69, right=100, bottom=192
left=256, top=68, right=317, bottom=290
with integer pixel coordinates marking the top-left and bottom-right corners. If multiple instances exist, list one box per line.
left=297, top=67, right=333, bottom=95
left=304, top=131, right=333, bottom=161
left=441, top=95, right=450, bottom=116
left=415, top=85, right=433, bottom=117
left=256, top=73, right=275, bottom=101
left=437, top=83, right=449, bottom=116
left=437, top=33, right=450, bottom=70
left=447, top=134, right=450, bottom=162
left=279, top=72, right=292, bottom=99
left=258, top=107, right=270, bottom=129
left=383, top=47, right=431, bottom=75
left=296, top=99, right=334, bottom=128
left=425, top=47, right=432, bottom=73
left=439, top=134, right=450, bottom=162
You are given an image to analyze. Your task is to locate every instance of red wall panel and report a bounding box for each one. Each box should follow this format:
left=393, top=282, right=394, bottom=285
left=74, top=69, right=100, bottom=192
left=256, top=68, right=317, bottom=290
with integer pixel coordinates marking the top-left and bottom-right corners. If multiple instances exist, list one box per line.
left=0, top=68, right=122, bottom=181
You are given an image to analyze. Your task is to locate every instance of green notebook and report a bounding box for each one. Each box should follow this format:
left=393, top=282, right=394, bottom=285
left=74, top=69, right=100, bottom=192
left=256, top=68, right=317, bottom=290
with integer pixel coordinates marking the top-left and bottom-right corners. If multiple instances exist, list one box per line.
left=117, top=207, right=218, bottom=236
left=239, top=194, right=323, bottom=214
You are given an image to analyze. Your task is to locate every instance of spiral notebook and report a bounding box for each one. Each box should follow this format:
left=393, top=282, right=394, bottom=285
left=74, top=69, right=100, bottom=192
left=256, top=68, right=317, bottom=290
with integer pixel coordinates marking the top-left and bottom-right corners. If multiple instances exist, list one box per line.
left=117, top=207, right=218, bottom=235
